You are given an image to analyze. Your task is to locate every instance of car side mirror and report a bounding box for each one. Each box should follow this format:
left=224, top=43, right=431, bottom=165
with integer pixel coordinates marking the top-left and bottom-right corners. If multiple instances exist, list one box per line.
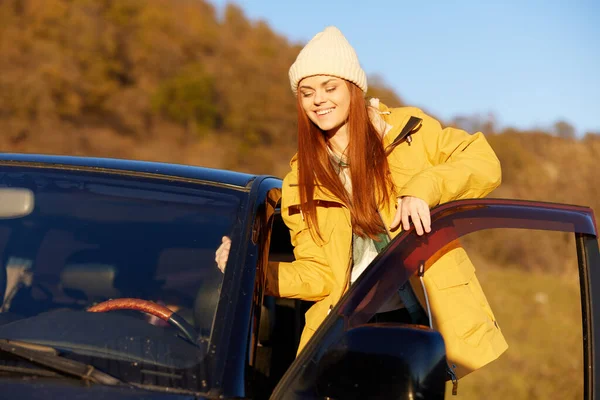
left=315, top=324, right=447, bottom=400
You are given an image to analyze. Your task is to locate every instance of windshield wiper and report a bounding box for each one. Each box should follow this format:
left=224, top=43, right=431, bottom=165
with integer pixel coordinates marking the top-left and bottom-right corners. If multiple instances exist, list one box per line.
left=0, top=339, right=120, bottom=385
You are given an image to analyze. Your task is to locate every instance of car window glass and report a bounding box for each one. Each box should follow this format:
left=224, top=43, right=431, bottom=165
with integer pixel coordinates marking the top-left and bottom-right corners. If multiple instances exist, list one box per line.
left=0, top=167, right=247, bottom=391
left=449, top=228, right=583, bottom=399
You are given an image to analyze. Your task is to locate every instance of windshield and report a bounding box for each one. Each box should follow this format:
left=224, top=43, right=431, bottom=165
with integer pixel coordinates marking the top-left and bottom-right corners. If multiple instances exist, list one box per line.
left=0, top=165, right=247, bottom=392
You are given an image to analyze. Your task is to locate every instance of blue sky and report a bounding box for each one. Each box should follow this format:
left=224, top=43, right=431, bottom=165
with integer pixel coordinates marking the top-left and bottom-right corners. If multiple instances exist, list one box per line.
left=210, top=0, right=599, bottom=136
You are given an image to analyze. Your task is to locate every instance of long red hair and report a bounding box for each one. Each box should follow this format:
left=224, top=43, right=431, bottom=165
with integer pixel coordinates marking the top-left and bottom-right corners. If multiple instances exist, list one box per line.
left=297, top=81, right=395, bottom=240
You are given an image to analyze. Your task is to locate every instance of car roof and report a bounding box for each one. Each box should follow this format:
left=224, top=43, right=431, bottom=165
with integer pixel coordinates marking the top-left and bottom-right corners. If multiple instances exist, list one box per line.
left=0, top=153, right=257, bottom=190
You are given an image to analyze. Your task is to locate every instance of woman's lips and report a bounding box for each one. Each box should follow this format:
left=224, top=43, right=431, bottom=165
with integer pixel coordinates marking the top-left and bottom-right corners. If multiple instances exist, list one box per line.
left=315, top=107, right=334, bottom=117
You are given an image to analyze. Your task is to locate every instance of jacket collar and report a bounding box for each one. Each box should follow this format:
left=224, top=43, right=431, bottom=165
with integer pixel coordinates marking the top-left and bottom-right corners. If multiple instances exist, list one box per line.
left=377, top=103, right=422, bottom=148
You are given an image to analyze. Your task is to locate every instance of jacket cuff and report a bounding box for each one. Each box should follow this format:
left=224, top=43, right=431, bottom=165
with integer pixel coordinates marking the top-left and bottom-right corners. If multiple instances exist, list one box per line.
left=397, top=174, right=441, bottom=208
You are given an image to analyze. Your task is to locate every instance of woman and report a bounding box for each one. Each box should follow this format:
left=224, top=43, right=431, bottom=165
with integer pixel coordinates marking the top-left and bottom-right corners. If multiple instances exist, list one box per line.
left=216, top=26, right=507, bottom=379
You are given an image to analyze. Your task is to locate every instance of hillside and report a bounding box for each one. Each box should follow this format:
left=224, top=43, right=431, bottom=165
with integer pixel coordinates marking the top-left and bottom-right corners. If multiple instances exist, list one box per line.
left=0, top=0, right=402, bottom=173
left=1, top=0, right=598, bottom=275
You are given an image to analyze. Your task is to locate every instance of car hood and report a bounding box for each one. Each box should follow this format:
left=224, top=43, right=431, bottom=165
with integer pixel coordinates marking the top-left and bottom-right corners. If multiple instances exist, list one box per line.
left=0, top=377, right=204, bottom=400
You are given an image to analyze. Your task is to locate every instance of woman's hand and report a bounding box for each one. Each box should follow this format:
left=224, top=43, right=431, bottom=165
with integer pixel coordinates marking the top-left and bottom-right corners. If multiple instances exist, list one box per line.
left=215, top=236, right=231, bottom=273
left=390, top=196, right=431, bottom=236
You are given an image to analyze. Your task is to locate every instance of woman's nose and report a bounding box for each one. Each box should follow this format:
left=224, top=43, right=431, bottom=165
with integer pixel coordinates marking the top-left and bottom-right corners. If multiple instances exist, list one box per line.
left=313, top=90, right=325, bottom=105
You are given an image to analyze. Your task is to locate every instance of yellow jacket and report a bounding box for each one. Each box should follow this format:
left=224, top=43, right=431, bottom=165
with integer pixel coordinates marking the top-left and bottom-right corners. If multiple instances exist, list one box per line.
left=266, top=105, right=508, bottom=378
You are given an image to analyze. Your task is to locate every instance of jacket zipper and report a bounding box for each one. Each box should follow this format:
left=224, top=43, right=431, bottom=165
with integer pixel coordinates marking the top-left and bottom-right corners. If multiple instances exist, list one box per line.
left=328, top=250, right=352, bottom=317
left=376, top=208, right=393, bottom=241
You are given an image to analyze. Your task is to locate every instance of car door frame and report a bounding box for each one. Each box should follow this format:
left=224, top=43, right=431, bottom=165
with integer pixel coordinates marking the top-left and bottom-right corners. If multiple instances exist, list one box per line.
left=208, top=175, right=283, bottom=399
left=270, top=198, right=600, bottom=399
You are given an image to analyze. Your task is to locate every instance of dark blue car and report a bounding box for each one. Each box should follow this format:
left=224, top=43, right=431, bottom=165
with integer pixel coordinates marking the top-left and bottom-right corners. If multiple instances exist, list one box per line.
left=0, top=154, right=597, bottom=399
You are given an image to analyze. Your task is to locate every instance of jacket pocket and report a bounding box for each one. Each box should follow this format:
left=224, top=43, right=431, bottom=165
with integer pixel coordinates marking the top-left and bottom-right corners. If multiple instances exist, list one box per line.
left=427, top=248, right=472, bottom=289
left=423, top=249, right=489, bottom=325
left=450, top=312, right=497, bottom=348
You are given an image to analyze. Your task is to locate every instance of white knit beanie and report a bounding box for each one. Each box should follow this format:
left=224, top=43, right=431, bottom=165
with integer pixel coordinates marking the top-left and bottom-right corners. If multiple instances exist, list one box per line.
left=289, top=26, right=368, bottom=95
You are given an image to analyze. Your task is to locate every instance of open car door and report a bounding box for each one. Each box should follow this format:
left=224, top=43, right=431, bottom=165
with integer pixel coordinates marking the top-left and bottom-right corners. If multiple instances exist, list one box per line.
left=270, top=199, right=599, bottom=400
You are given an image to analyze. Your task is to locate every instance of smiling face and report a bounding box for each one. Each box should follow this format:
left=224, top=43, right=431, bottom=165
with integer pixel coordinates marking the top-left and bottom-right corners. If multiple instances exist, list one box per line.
left=298, top=75, right=351, bottom=134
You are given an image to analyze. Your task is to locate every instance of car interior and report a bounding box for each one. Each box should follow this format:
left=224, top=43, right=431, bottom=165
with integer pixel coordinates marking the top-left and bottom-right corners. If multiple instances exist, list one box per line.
left=252, top=209, right=312, bottom=396
left=0, top=192, right=234, bottom=343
